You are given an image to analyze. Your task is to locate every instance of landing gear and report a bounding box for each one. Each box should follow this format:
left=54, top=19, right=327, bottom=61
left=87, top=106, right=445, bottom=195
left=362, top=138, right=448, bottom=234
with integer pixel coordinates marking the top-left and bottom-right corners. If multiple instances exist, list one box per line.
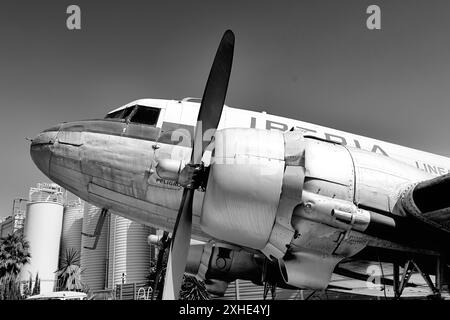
left=393, top=256, right=447, bottom=299
left=262, top=258, right=277, bottom=300
left=263, top=281, right=277, bottom=300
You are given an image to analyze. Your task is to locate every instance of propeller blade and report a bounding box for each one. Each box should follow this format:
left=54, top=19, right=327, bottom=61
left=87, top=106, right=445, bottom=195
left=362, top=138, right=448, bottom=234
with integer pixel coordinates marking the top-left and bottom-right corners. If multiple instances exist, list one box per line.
left=162, top=188, right=194, bottom=299
left=151, top=231, right=169, bottom=300
left=192, top=29, right=235, bottom=163
left=161, top=30, right=235, bottom=300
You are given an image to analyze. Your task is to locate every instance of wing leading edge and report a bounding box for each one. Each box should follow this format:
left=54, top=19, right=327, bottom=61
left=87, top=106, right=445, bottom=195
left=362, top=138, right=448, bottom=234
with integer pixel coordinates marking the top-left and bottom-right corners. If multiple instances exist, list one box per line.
left=400, top=173, right=450, bottom=233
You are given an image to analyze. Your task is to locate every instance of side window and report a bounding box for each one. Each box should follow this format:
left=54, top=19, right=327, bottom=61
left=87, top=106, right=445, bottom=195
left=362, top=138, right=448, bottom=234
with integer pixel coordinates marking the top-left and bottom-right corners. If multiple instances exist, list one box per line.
left=130, top=106, right=161, bottom=126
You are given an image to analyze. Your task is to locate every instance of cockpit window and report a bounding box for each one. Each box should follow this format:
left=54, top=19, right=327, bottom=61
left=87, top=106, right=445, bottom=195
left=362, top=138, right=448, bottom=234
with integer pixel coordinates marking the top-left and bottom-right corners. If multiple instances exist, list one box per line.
left=122, top=107, right=135, bottom=119
left=105, top=109, right=124, bottom=119
left=130, top=105, right=160, bottom=126
left=105, top=106, right=135, bottom=120
left=105, top=106, right=135, bottom=119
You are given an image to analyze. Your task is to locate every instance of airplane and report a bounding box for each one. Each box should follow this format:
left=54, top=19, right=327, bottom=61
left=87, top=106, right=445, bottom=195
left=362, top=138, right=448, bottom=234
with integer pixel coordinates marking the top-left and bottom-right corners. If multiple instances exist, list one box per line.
left=30, top=30, right=450, bottom=300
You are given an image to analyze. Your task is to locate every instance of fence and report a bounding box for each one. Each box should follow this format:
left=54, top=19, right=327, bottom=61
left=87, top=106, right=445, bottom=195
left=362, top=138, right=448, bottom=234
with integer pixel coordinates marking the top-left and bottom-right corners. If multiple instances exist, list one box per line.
left=115, top=282, right=154, bottom=300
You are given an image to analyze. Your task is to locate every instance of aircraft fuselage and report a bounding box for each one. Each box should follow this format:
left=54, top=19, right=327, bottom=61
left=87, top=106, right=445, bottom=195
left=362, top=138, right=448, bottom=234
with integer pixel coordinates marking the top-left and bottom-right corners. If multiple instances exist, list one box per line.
left=30, top=98, right=450, bottom=242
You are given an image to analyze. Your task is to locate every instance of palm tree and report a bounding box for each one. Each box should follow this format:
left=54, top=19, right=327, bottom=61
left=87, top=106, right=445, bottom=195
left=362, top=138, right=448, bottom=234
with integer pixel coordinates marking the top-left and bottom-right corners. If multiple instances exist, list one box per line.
left=179, top=275, right=210, bottom=300
left=0, top=232, right=31, bottom=278
left=146, top=266, right=210, bottom=300
left=0, top=273, right=22, bottom=300
left=146, top=233, right=210, bottom=300
left=56, top=248, right=84, bottom=291
left=0, top=232, right=31, bottom=300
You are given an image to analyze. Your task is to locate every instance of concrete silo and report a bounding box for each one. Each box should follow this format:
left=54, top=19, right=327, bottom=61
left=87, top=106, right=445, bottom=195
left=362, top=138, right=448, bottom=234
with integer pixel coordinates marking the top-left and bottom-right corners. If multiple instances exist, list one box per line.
left=107, top=214, right=153, bottom=288
left=80, top=203, right=109, bottom=291
left=60, top=199, right=84, bottom=260
left=20, top=183, right=65, bottom=293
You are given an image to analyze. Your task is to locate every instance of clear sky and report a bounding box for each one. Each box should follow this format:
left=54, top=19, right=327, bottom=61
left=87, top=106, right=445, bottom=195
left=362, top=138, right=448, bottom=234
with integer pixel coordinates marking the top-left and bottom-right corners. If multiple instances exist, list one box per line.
left=1, top=0, right=450, bottom=218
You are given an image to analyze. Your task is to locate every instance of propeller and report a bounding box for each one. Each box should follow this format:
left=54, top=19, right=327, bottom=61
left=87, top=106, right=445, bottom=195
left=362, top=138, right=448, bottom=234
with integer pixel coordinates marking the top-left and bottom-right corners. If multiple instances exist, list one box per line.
left=161, top=30, right=235, bottom=300
left=151, top=231, right=170, bottom=300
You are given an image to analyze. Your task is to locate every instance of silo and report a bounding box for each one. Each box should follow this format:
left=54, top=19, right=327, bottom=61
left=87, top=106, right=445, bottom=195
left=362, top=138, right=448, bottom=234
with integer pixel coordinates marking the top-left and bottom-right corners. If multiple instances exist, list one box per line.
left=60, top=199, right=84, bottom=260
left=107, top=214, right=152, bottom=288
left=80, top=203, right=108, bottom=291
left=20, top=201, right=64, bottom=293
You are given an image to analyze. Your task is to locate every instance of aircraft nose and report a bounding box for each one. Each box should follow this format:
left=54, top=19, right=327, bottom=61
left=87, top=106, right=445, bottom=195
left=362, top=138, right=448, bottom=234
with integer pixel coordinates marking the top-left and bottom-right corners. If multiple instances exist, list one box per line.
left=30, top=127, right=59, bottom=177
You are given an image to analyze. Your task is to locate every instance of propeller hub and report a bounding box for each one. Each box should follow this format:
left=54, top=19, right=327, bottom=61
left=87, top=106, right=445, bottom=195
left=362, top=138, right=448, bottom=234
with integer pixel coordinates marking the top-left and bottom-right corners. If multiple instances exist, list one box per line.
left=155, top=159, right=208, bottom=189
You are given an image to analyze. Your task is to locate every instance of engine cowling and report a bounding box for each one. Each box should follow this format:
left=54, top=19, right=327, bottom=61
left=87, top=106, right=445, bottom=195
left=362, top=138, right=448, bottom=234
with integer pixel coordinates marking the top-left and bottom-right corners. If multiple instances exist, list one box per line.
left=200, top=128, right=284, bottom=249
left=279, top=191, right=372, bottom=289
left=201, top=128, right=305, bottom=255
left=154, top=127, right=306, bottom=258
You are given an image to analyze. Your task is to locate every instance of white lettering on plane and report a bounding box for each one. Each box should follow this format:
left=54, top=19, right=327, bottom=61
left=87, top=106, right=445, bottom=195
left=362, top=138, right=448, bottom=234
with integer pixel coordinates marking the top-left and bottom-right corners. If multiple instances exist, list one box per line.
left=252, top=117, right=389, bottom=156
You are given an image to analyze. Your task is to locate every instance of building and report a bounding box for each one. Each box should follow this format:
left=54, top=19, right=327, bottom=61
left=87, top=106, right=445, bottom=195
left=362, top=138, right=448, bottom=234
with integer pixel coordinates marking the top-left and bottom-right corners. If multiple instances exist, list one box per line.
left=0, top=198, right=27, bottom=238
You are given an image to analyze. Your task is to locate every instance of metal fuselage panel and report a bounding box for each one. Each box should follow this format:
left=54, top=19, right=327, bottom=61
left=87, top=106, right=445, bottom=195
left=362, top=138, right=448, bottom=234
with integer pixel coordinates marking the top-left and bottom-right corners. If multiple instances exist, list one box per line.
left=44, top=119, right=208, bottom=239
left=302, top=137, right=436, bottom=214
left=349, top=147, right=433, bottom=213
left=303, top=138, right=355, bottom=202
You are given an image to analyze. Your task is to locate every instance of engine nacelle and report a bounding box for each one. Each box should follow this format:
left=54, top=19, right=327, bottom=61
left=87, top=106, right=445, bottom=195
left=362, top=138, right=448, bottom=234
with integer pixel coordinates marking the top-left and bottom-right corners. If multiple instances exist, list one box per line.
left=186, top=241, right=263, bottom=284
left=201, top=129, right=285, bottom=249
left=201, top=128, right=305, bottom=252
left=279, top=191, right=372, bottom=289
left=197, top=128, right=441, bottom=290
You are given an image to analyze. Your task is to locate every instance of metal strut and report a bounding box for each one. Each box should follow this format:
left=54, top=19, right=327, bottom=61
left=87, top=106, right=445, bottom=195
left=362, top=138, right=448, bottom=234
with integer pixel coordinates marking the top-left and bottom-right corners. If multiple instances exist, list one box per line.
left=262, top=281, right=277, bottom=300
left=261, top=258, right=277, bottom=300
left=395, top=259, right=442, bottom=299
left=435, top=255, right=450, bottom=295
left=82, top=208, right=109, bottom=250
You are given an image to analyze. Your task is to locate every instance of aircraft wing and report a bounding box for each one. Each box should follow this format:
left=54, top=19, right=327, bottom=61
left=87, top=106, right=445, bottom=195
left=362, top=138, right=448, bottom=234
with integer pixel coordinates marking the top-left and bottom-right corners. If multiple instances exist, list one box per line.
left=329, top=260, right=443, bottom=298
left=399, top=173, right=450, bottom=233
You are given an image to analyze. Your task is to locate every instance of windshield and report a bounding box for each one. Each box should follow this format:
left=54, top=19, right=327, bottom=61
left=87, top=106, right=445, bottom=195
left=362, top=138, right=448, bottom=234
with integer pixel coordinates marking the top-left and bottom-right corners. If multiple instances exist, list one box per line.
left=129, top=105, right=160, bottom=126
left=105, top=106, right=135, bottom=120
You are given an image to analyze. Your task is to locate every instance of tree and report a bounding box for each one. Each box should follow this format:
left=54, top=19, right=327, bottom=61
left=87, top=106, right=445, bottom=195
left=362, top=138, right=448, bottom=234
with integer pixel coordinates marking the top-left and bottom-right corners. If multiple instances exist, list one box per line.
left=56, top=248, right=84, bottom=291
left=146, top=234, right=210, bottom=300
left=179, top=275, right=210, bottom=300
left=146, top=266, right=210, bottom=300
left=0, top=273, right=22, bottom=300
left=0, top=232, right=31, bottom=300
left=0, top=232, right=31, bottom=278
